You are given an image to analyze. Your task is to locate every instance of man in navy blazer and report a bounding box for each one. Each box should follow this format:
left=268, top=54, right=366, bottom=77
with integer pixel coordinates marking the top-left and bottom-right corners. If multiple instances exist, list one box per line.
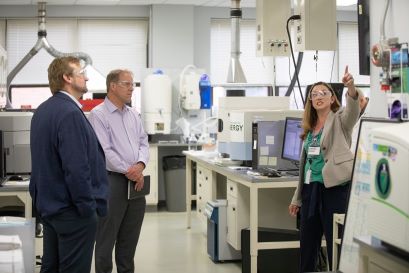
left=30, top=56, right=109, bottom=273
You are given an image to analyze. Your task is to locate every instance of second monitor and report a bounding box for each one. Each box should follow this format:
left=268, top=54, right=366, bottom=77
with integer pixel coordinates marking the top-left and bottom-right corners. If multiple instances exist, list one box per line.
left=281, top=117, right=303, bottom=171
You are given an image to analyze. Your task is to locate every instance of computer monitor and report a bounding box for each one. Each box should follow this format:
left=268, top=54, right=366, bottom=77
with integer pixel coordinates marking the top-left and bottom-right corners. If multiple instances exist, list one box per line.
left=251, top=120, right=284, bottom=170
left=281, top=117, right=303, bottom=164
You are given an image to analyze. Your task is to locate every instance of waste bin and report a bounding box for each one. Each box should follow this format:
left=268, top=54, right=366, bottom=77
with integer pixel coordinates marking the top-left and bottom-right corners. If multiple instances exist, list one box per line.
left=163, top=155, right=186, bottom=212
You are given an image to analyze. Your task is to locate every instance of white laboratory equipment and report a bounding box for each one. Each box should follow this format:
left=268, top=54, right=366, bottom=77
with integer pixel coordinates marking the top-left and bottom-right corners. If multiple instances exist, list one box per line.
left=368, top=122, right=409, bottom=253
left=179, top=65, right=201, bottom=110
left=256, top=0, right=291, bottom=57
left=142, top=71, right=172, bottom=134
left=294, top=0, right=337, bottom=51
left=228, top=109, right=303, bottom=161
left=205, top=200, right=241, bottom=262
left=217, top=96, right=290, bottom=157
left=0, top=112, right=33, bottom=174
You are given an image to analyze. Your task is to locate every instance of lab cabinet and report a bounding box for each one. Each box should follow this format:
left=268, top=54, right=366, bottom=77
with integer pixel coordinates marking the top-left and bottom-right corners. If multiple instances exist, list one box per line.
left=226, top=179, right=250, bottom=250
left=196, top=163, right=215, bottom=234
left=145, top=146, right=158, bottom=205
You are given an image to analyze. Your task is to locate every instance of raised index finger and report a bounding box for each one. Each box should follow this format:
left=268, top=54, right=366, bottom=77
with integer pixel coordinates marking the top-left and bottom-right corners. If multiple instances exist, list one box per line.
left=344, top=65, right=349, bottom=75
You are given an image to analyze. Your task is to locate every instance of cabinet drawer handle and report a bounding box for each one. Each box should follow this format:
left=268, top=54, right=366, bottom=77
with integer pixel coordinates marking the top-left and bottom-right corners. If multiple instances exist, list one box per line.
left=199, top=183, right=202, bottom=187
left=230, top=187, right=233, bottom=191
left=199, top=209, right=201, bottom=213
left=199, top=171, right=202, bottom=174
left=205, top=177, right=208, bottom=180
left=232, top=207, right=236, bottom=211
left=199, top=196, right=202, bottom=200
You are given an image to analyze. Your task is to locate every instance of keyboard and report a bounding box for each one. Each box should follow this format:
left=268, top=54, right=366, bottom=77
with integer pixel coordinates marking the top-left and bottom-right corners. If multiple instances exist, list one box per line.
left=254, top=167, right=282, bottom=177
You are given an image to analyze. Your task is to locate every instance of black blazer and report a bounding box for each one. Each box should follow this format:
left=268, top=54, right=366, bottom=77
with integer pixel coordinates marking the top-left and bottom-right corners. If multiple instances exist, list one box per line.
left=30, top=92, right=109, bottom=218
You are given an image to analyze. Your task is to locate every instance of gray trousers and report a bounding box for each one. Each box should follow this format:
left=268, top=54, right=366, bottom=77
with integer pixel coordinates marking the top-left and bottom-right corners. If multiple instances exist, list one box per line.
left=95, top=172, right=146, bottom=273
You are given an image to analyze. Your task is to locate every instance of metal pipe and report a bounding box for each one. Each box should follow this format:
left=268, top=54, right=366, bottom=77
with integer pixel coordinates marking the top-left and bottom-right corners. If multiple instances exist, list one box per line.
left=227, top=0, right=247, bottom=83
left=6, top=2, right=93, bottom=108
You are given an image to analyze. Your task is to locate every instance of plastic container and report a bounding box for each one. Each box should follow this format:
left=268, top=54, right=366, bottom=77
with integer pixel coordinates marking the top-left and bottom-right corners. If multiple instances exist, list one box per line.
left=187, top=133, right=198, bottom=151
left=142, top=70, right=172, bottom=134
left=163, top=155, right=186, bottom=212
left=199, top=74, right=212, bottom=109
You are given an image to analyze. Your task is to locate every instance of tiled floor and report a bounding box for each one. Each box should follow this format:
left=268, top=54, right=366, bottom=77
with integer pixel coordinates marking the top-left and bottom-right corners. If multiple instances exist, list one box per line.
left=35, top=210, right=242, bottom=273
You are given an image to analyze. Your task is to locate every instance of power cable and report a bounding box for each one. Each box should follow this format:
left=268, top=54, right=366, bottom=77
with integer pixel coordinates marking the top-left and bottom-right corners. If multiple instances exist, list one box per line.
left=285, top=15, right=305, bottom=106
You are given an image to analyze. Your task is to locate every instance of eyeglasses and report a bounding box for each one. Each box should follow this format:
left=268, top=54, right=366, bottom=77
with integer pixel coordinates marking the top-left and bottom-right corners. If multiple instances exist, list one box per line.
left=309, top=90, right=332, bottom=100
left=117, top=81, right=136, bottom=88
left=73, top=68, right=87, bottom=78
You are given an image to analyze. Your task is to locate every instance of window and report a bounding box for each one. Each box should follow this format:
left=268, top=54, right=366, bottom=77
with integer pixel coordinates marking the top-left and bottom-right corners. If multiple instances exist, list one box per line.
left=338, top=22, right=370, bottom=84
left=211, top=19, right=274, bottom=85
left=6, top=18, right=148, bottom=109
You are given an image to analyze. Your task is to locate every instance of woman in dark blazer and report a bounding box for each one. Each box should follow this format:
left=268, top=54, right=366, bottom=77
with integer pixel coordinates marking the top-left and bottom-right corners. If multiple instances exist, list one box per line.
left=288, top=66, right=360, bottom=272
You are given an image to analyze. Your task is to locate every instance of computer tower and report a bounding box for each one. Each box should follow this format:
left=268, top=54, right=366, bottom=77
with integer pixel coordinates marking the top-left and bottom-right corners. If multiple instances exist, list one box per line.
left=241, top=228, right=300, bottom=273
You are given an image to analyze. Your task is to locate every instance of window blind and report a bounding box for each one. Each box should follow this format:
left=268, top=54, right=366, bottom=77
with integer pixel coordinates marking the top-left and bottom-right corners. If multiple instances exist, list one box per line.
left=7, top=18, right=148, bottom=84
left=338, top=22, right=370, bottom=84
left=210, top=19, right=274, bottom=85
left=7, top=19, right=77, bottom=84
left=78, top=19, right=148, bottom=81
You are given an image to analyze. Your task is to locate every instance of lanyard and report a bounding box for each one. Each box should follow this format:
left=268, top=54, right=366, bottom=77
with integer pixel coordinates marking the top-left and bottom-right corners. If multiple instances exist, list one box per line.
left=307, top=128, right=322, bottom=157
left=305, top=129, right=323, bottom=184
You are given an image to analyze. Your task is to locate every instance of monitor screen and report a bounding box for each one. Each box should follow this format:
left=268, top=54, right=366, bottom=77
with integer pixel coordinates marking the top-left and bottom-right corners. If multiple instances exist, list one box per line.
left=252, top=120, right=284, bottom=169
left=281, top=117, right=303, bottom=162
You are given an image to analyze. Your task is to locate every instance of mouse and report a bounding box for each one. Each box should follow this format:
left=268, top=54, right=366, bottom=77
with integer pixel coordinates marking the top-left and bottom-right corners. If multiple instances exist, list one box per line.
left=9, top=175, right=24, bottom=181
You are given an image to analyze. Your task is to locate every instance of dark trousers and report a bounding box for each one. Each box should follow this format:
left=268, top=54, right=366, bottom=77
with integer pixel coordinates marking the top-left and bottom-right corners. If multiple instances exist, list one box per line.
left=299, top=182, right=349, bottom=273
left=95, top=173, right=146, bottom=273
left=40, top=209, right=97, bottom=273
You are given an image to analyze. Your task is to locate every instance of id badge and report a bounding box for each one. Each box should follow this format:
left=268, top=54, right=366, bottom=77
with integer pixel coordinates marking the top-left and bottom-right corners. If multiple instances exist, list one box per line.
left=308, top=146, right=320, bottom=156
left=305, top=169, right=311, bottom=184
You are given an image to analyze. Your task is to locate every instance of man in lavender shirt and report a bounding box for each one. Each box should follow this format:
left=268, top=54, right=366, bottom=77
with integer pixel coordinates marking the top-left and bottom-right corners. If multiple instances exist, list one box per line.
left=89, top=69, right=149, bottom=273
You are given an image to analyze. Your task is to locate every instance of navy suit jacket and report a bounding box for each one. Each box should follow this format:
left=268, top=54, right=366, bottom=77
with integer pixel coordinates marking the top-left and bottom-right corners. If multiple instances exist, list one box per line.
left=30, top=92, right=109, bottom=218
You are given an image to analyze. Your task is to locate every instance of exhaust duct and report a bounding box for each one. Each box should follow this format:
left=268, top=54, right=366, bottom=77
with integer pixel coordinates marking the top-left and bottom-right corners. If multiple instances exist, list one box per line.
left=6, top=2, right=93, bottom=107
left=227, top=0, right=247, bottom=83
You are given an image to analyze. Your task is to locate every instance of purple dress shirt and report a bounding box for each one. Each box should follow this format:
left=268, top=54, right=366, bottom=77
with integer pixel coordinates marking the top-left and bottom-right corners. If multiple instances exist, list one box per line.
left=88, top=97, right=149, bottom=173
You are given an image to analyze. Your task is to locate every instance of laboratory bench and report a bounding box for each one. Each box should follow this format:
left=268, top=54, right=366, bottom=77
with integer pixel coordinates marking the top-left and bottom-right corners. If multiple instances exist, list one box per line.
left=183, top=150, right=300, bottom=273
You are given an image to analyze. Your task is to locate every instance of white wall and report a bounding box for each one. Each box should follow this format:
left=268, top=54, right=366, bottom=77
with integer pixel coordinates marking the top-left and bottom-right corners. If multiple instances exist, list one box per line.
left=369, top=0, right=409, bottom=117
left=151, top=5, right=195, bottom=68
